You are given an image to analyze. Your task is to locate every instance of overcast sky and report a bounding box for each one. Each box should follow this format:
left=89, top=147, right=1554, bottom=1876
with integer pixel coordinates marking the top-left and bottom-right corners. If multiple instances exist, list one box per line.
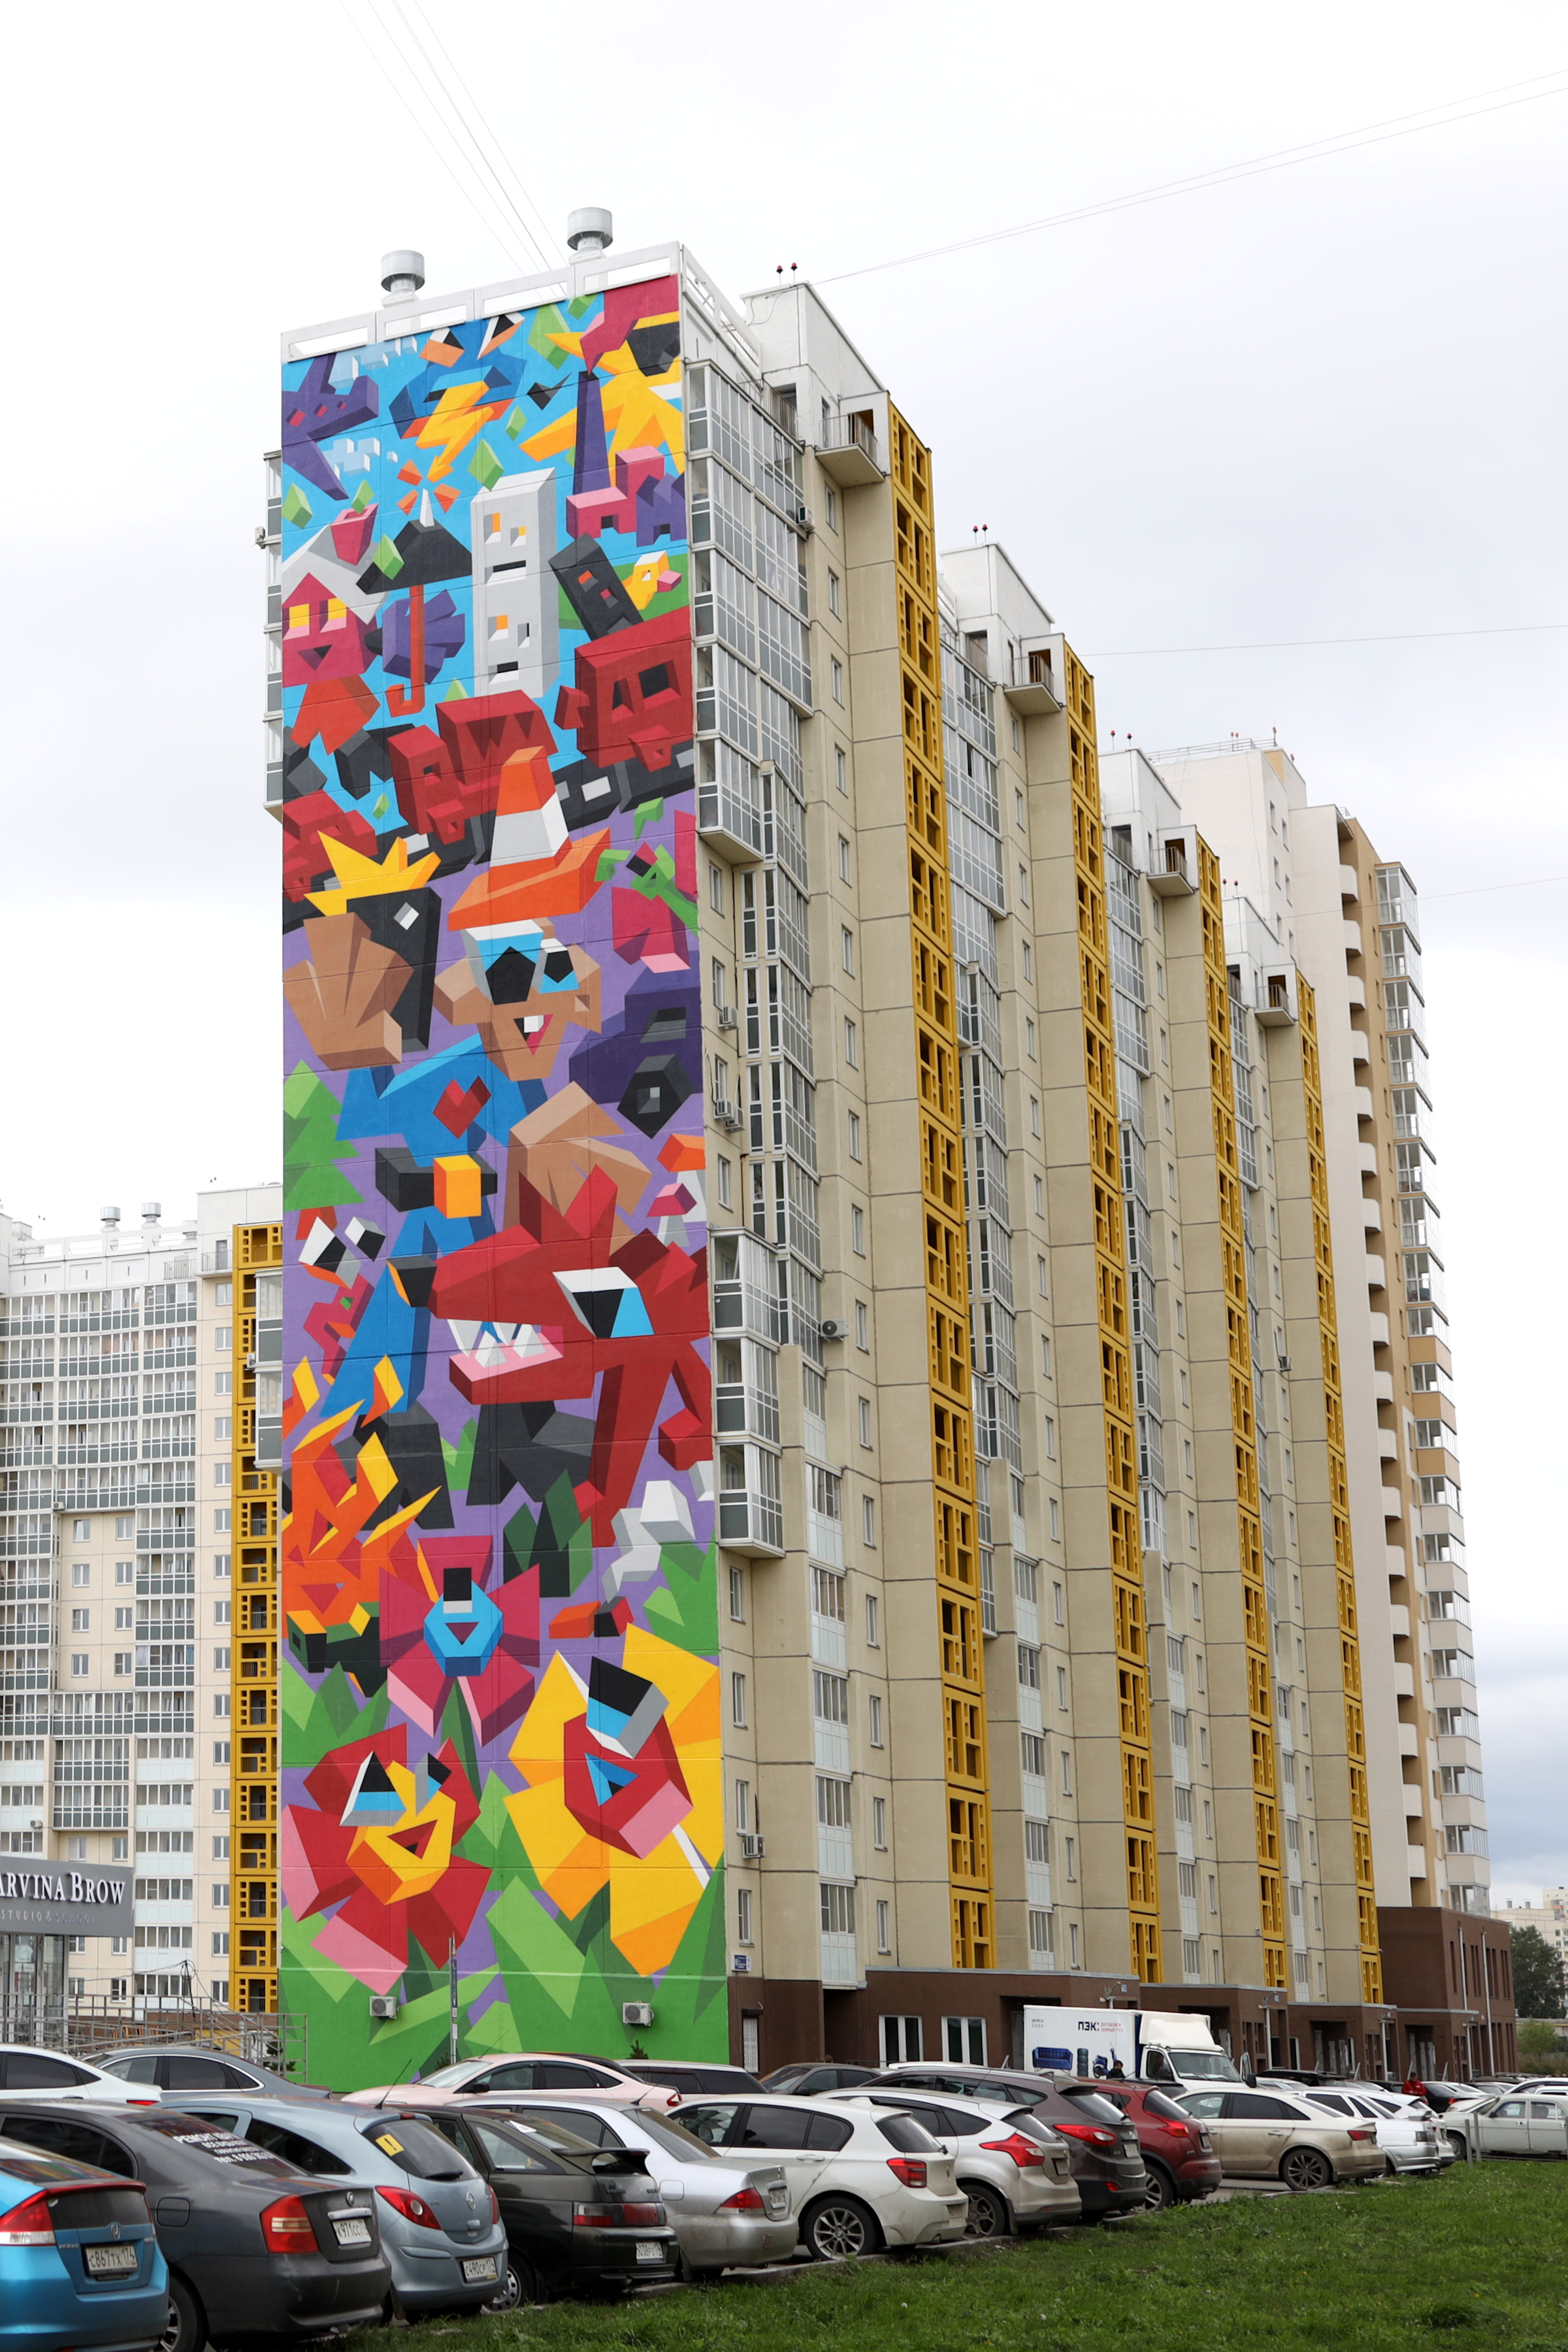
left=2, top=0, right=1562, bottom=1904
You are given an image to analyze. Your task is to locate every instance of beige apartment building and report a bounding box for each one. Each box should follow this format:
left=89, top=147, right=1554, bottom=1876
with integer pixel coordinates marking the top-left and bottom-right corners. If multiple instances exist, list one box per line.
left=0, top=1185, right=276, bottom=2028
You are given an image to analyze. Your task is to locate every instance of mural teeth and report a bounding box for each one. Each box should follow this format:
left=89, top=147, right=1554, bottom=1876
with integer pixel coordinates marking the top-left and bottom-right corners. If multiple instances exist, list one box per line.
left=448, top=1320, right=482, bottom=1352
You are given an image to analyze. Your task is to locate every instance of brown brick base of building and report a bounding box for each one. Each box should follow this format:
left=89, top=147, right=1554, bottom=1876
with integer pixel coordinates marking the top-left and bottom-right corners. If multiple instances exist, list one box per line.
left=727, top=1908, right=1516, bottom=2084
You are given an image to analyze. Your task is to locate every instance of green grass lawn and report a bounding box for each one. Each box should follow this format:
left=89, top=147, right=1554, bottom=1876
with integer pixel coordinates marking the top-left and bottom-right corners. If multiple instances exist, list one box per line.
left=351, top=2163, right=1568, bottom=2352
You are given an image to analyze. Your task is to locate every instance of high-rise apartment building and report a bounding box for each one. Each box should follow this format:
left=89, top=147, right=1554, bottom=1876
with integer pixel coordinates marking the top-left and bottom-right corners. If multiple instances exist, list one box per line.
left=269, top=227, right=1511, bottom=2090
left=0, top=1190, right=272, bottom=2029
left=1154, top=747, right=1489, bottom=1925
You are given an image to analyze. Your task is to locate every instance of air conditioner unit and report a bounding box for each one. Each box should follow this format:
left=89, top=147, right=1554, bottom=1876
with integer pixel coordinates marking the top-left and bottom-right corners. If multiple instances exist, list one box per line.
left=368, top=1995, right=399, bottom=2019
left=819, top=1319, right=843, bottom=1341
left=714, top=1105, right=742, bottom=1132
left=244, top=1354, right=257, bottom=1373
left=1277, top=1356, right=1292, bottom=1373
left=717, top=1005, right=738, bottom=1031
left=621, top=2000, right=655, bottom=2029
left=796, top=504, right=815, bottom=532
left=740, top=1833, right=765, bottom=1861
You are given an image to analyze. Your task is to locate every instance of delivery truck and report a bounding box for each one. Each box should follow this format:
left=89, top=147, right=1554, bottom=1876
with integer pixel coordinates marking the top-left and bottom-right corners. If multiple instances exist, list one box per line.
left=1022, top=2007, right=1243, bottom=2091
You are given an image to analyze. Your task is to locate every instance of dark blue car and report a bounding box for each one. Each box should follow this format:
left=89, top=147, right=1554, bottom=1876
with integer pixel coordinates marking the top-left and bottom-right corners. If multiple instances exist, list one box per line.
left=0, top=2144, right=166, bottom=2351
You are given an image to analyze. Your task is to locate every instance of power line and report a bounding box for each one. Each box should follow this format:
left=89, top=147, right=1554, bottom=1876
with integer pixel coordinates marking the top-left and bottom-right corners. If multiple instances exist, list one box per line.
left=337, top=0, right=532, bottom=274
left=1424, top=872, right=1568, bottom=902
left=817, top=67, right=1568, bottom=286
left=397, top=0, right=565, bottom=269
left=380, top=0, right=555, bottom=272
left=1088, top=621, right=1568, bottom=657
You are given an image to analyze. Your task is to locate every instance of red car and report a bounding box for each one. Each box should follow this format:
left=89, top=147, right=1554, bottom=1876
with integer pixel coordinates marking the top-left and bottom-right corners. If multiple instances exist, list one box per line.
left=1069, top=2080, right=1222, bottom=2209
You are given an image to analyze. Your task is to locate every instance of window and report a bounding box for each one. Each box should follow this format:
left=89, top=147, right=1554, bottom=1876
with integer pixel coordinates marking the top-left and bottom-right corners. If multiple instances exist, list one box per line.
left=1018, top=863, right=1030, bottom=906
left=944, top=2016, right=988, bottom=2065
left=115, top=1607, right=133, bottom=1631
left=709, top=860, right=726, bottom=913
left=1037, top=1255, right=1048, bottom=1296
left=1070, top=1922, right=1081, bottom=1967
left=1053, top=1581, right=1064, bottom=1625
left=71, top=1654, right=89, bottom=1678
left=736, top=1887, right=753, bottom=1944
left=841, top=926, right=855, bottom=974
left=836, top=745, right=847, bottom=794
left=868, top=1694, right=884, bottom=1747
left=1018, top=1642, right=1041, bottom=1690
left=872, top=1795, right=887, bottom=1848
left=71, top=1608, right=89, bottom=1633
left=828, top=569, right=841, bottom=617
left=212, top=1835, right=229, bottom=1861
left=717, top=1155, right=732, bottom=1209
left=1065, top=1837, right=1077, bottom=1880
left=830, top=657, right=844, bottom=704
left=214, top=1693, right=231, bottom=1718
left=214, top=1415, right=232, bottom=1441
left=838, top=834, right=851, bottom=881
left=214, top=1599, right=231, bottom=1625
left=72, top=1518, right=91, bottom=1543
left=1209, top=1875, right=1218, bottom=1914
left=1203, top=1799, right=1213, bottom=1838
left=1021, top=1733, right=1046, bottom=1777
left=851, top=1204, right=865, bottom=1254
left=1061, top=1749, right=1073, bottom=1795
left=813, top=1669, right=848, bottom=1724
left=858, top=1396, right=873, bottom=1448
left=1198, top=1723, right=1208, bottom=1763
left=71, top=1563, right=90, bottom=1589
left=862, top=1495, right=877, bottom=1546
left=728, top=1565, right=746, bottom=1622
left=1056, top=1664, right=1069, bottom=1710
left=730, top=1672, right=747, bottom=1727
left=844, top=1018, right=858, bottom=1068
left=1043, top=1416, right=1056, bottom=1461
left=114, top=1514, right=133, bottom=1541
left=855, top=1301, right=869, bottom=1349
left=865, top=1592, right=879, bottom=1645
left=1015, top=786, right=1026, bottom=831
left=1026, top=1019, right=1037, bottom=1060
left=1184, top=1439, right=1194, bottom=1477
left=214, top=1370, right=233, bottom=1397
left=214, top=1509, right=230, bottom=1532
left=1049, top=1497, right=1060, bottom=1541
left=214, top=1647, right=230, bottom=1671
left=734, top=1779, right=751, bottom=1831
left=1030, top=1097, right=1041, bottom=1137
left=213, top=1742, right=230, bottom=1766
left=115, top=1561, right=133, bottom=1586
left=876, top=1899, right=891, bottom=1953
left=847, top=1109, right=862, bottom=1158
left=825, top=487, right=838, bottom=531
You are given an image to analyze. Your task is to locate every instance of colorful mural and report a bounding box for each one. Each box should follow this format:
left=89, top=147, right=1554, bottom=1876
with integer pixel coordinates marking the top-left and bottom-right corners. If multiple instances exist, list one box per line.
left=277, top=275, right=724, bottom=2080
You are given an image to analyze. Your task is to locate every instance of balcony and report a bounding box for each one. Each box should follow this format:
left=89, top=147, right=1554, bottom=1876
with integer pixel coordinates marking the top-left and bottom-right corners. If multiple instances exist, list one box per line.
left=1365, top=1254, right=1386, bottom=1292
left=1339, top=864, right=1360, bottom=900
left=717, top=1442, right=784, bottom=1556
left=698, top=767, right=762, bottom=860
left=1004, top=644, right=1066, bottom=717
left=1151, top=828, right=1198, bottom=896
left=813, top=410, right=884, bottom=486
left=1257, top=968, right=1299, bottom=1026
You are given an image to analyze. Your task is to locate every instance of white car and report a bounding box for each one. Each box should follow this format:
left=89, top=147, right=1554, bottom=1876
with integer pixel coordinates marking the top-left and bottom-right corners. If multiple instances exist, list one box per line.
left=676, top=2093, right=969, bottom=2259
left=346, top=2053, right=681, bottom=2114
left=1446, top=2091, right=1568, bottom=2161
left=1289, top=2086, right=1450, bottom=2174
left=484, top=2097, right=798, bottom=2277
left=836, top=2091, right=1081, bottom=2236
left=0, top=2046, right=162, bottom=2105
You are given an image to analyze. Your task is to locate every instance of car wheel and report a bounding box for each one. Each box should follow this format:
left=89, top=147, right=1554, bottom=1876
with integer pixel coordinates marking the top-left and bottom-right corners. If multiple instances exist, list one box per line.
left=801, top=2193, right=881, bottom=2261
left=484, top=2259, right=532, bottom=2313
left=1280, top=2147, right=1334, bottom=2192
left=1141, top=2163, right=1177, bottom=2212
left=959, top=2180, right=1011, bottom=2239
left=159, top=2276, right=206, bottom=2352
left=1445, top=2132, right=1467, bottom=2161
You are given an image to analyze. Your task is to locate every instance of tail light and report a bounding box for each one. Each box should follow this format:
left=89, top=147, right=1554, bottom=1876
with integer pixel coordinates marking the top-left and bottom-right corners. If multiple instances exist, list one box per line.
left=1348, top=2127, right=1376, bottom=2142
left=1056, top=2123, right=1119, bottom=2150
left=1161, top=2119, right=1197, bottom=2140
left=487, top=2185, right=500, bottom=2223
left=0, top=2193, right=55, bottom=2246
left=885, top=2157, right=928, bottom=2187
left=261, top=2196, right=319, bottom=2254
left=572, top=2200, right=666, bottom=2228
left=719, top=2186, right=766, bottom=2210
left=574, top=2203, right=615, bottom=2229
left=980, top=2132, right=1046, bottom=2169
left=376, top=2186, right=442, bottom=2230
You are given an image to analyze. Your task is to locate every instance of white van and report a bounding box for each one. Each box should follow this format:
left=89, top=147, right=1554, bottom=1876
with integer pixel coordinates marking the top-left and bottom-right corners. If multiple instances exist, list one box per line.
left=1022, top=2008, right=1242, bottom=2093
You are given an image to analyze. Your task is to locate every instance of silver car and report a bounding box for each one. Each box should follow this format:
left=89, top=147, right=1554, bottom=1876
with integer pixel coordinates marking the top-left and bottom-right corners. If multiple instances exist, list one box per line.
left=496, top=2098, right=798, bottom=2278
left=179, top=2092, right=509, bottom=2317
left=839, top=2092, right=1081, bottom=2236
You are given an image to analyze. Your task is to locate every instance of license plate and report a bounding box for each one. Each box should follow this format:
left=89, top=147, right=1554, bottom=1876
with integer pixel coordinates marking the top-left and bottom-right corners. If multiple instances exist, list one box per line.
left=461, top=2256, right=497, bottom=2282
left=85, top=2244, right=139, bottom=2276
left=634, top=2241, right=665, bottom=2263
left=333, top=2215, right=372, bottom=2246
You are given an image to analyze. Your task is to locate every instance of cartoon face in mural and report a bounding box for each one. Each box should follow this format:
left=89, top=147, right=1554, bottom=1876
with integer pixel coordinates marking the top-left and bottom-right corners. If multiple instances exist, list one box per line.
left=278, top=276, right=724, bottom=2078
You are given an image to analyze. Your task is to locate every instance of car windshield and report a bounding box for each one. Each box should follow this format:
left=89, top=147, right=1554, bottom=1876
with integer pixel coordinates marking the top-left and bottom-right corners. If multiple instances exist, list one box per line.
left=132, top=2114, right=306, bottom=2178
left=1166, top=2050, right=1241, bottom=2081
left=359, top=2117, right=476, bottom=2179
left=1058, top=2089, right=1124, bottom=2125
left=623, top=2113, right=723, bottom=2161
left=1140, top=2090, right=1192, bottom=2123
left=1003, top=2109, right=1064, bottom=2146
left=465, top=2117, right=562, bottom=2172
left=500, top=2110, right=602, bottom=2155
left=417, top=2064, right=476, bottom=2089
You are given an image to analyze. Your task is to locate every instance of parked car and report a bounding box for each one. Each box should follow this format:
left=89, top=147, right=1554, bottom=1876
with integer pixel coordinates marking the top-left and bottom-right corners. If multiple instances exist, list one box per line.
left=405, top=2104, right=681, bottom=2301
left=676, top=2094, right=968, bottom=2259
left=838, top=2091, right=1080, bottom=2237
left=0, top=2048, right=161, bottom=2106
left=762, top=2065, right=880, bottom=2097
left=0, top=2142, right=167, bottom=2351
left=474, top=2096, right=797, bottom=2277
left=616, top=2062, right=767, bottom=2100
left=1077, top=2079, right=1222, bottom=2208
left=1177, top=2088, right=1386, bottom=2189
left=0, top=2104, right=388, bottom=2352
left=1267, top=2084, right=1450, bottom=2176
left=346, top=2053, right=683, bottom=2114
left=175, top=2093, right=509, bottom=2321
left=95, top=2047, right=327, bottom=2100
left=860, top=2063, right=1147, bottom=2220
left=1444, top=2093, right=1568, bottom=2161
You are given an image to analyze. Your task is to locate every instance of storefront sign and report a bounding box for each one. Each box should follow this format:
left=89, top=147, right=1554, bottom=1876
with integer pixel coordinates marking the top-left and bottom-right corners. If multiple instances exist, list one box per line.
left=0, top=1870, right=135, bottom=1938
